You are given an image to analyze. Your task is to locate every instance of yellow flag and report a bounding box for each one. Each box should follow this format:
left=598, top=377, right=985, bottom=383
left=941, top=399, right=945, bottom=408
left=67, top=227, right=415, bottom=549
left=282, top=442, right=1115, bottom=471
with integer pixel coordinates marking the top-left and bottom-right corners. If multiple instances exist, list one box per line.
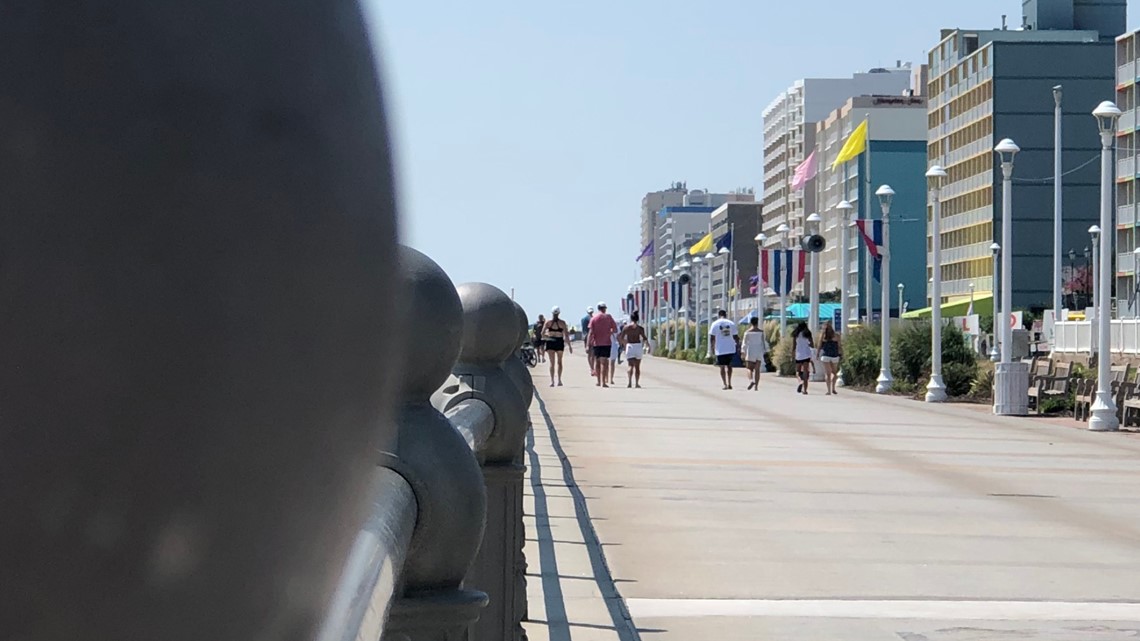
left=831, top=119, right=868, bottom=169
left=689, top=232, right=714, bottom=256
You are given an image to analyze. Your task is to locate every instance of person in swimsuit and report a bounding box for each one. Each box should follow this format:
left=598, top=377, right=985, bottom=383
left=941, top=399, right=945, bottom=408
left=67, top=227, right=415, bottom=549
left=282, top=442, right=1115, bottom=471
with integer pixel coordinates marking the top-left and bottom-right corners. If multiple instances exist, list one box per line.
left=587, top=302, right=619, bottom=388
left=816, top=321, right=842, bottom=395
left=619, top=310, right=649, bottom=388
left=543, top=306, right=571, bottom=387
left=532, top=314, right=547, bottom=363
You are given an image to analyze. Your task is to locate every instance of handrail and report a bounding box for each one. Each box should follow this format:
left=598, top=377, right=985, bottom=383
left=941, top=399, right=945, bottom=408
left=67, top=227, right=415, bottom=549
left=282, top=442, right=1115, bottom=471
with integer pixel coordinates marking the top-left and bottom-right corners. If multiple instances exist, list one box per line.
left=317, top=468, right=417, bottom=641
left=447, top=398, right=496, bottom=454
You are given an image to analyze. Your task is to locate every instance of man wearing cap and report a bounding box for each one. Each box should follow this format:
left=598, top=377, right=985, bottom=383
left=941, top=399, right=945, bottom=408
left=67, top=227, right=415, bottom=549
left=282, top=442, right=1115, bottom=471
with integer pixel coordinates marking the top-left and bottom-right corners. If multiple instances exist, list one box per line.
left=587, top=302, right=619, bottom=388
left=580, top=306, right=595, bottom=373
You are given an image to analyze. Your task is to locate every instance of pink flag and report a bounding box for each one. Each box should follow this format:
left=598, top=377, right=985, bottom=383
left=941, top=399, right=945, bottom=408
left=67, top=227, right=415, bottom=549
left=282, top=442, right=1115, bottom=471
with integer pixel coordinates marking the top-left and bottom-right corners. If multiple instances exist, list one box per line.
left=790, top=151, right=818, bottom=191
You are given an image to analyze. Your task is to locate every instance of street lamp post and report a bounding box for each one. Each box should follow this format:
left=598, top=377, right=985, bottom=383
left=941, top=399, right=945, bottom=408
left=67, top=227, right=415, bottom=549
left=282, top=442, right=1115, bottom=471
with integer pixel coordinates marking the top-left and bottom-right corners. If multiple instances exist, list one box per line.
left=1134, top=247, right=1140, bottom=318
left=654, top=271, right=664, bottom=347
left=1090, top=100, right=1122, bottom=432
left=836, top=200, right=854, bottom=388
left=992, top=137, right=1028, bottom=416
left=692, top=256, right=703, bottom=341
left=897, top=283, right=905, bottom=321
left=705, top=252, right=716, bottom=326
left=777, top=223, right=790, bottom=338
left=1089, top=226, right=1101, bottom=316
left=1053, top=86, right=1064, bottom=337
left=990, top=243, right=1001, bottom=362
left=874, top=185, right=894, bottom=394
left=679, top=261, right=691, bottom=350
left=754, top=233, right=767, bottom=325
left=672, top=265, right=683, bottom=351
left=807, top=213, right=824, bottom=382
left=927, top=165, right=949, bottom=402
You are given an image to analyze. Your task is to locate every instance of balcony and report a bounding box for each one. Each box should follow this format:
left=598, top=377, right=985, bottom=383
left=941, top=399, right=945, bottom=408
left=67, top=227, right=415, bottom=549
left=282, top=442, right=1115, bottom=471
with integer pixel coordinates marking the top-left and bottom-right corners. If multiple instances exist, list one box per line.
left=1119, top=60, right=1136, bottom=86
left=1119, top=155, right=1136, bottom=180
left=1120, top=204, right=1137, bottom=227
left=1119, top=250, right=1137, bottom=275
left=1121, top=109, right=1138, bottom=134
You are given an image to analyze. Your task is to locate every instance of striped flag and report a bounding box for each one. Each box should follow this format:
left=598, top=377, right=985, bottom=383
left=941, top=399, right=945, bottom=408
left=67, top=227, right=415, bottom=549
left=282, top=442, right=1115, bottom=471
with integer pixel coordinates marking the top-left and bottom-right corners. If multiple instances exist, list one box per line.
left=855, top=219, right=884, bottom=283
left=759, top=250, right=807, bottom=296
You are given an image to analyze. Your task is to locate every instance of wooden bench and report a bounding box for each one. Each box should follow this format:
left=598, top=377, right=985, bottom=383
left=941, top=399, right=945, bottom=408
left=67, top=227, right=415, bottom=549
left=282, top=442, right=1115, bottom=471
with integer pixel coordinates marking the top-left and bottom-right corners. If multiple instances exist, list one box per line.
left=1075, top=364, right=1128, bottom=422
left=1029, top=361, right=1073, bottom=415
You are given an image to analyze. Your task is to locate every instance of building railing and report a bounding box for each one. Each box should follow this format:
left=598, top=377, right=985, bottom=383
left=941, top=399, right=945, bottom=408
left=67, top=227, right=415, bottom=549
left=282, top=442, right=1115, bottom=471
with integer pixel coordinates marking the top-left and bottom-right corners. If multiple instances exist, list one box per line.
left=1119, top=156, right=1137, bottom=182
left=1119, top=61, right=1136, bottom=86
left=0, top=5, right=536, bottom=640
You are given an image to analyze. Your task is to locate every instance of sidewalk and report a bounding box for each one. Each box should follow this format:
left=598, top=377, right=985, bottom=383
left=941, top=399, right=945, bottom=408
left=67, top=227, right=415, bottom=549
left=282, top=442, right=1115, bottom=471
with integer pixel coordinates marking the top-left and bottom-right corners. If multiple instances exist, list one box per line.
left=522, top=352, right=1140, bottom=640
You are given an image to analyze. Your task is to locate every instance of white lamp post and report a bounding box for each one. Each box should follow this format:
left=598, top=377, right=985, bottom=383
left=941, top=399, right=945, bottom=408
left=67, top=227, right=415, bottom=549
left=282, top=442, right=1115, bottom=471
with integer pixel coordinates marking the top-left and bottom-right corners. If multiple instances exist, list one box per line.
left=705, top=252, right=716, bottom=326
left=1134, top=247, right=1140, bottom=319
left=672, top=265, right=683, bottom=351
left=807, top=213, right=824, bottom=382
left=777, top=223, right=790, bottom=337
left=926, top=165, right=949, bottom=402
left=836, top=200, right=854, bottom=388
left=692, top=256, right=703, bottom=338
left=717, top=247, right=730, bottom=317
left=1090, top=100, right=1122, bottom=432
left=874, top=185, right=894, bottom=394
left=1053, top=86, right=1064, bottom=333
left=897, top=283, right=905, bottom=318
left=679, top=261, right=691, bottom=350
left=754, top=233, right=766, bottom=324
left=989, top=243, right=1001, bottom=362
left=1089, top=225, right=1101, bottom=315
left=993, top=137, right=1028, bottom=416
left=654, top=271, right=664, bottom=347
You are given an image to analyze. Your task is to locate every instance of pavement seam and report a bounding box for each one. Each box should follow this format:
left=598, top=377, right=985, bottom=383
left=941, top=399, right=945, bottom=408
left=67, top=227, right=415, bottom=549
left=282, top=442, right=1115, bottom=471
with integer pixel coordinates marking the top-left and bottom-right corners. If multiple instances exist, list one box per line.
left=531, top=390, right=642, bottom=641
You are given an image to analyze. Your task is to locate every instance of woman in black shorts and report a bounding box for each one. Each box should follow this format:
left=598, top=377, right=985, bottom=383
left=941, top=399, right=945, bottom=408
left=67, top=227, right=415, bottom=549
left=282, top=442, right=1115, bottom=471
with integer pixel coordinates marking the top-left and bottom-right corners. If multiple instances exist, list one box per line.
left=543, top=307, right=571, bottom=387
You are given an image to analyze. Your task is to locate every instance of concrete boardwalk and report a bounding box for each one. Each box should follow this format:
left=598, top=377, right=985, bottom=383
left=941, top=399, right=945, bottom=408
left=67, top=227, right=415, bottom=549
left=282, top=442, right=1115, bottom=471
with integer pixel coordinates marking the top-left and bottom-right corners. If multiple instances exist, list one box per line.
left=522, top=353, right=1140, bottom=641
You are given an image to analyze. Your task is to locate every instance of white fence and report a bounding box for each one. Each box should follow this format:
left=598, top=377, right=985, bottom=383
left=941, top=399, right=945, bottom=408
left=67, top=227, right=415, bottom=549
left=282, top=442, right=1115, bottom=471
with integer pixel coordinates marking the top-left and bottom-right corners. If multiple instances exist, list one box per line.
left=1054, top=319, right=1140, bottom=355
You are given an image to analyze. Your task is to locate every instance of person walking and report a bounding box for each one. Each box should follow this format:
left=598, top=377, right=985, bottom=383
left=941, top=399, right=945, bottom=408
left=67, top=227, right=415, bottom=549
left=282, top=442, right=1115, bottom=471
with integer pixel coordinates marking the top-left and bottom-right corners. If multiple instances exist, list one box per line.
left=792, top=321, right=815, bottom=395
left=707, top=309, right=740, bottom=390
left=608, top=329, right=620, bottom=385
left=619, top=310, right=649, bottom=388
left=533, top=314, right=547, bottom=364
left=581, top=306, right=595, bottom=373
left=543, top=307, right=571, bottom=387
left=587, top=302, right=618, bottom=388
left=742, top=316, right=768, bottom=391
left=816, top=320, right=842, bottom=395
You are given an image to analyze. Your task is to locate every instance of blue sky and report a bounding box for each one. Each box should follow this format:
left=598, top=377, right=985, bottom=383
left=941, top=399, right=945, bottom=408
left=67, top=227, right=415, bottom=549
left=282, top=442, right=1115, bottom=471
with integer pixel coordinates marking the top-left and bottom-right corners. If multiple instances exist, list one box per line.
left=370, top=1, right=1134, bottom=325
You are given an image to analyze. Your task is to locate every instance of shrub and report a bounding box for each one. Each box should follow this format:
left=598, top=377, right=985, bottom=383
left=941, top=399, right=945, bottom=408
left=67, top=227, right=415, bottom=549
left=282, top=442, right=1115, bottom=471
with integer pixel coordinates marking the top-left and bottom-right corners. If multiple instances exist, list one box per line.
left=886, top=321, right=978, bottom=397
left=773, top=334, right=796, bottom=376
left=969, top=361, right=995, bottom=399
left=943, top=361, right=977, bottom=397
left=840, top=325, right=882, bottom=388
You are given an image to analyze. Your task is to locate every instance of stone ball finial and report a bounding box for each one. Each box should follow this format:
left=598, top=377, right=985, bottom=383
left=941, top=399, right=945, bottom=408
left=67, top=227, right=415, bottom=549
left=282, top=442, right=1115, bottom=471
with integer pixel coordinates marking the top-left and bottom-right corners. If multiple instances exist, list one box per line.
left=400, top=247, right=463, bottom=401
left=513, top=301, right=529, bottom=349
left=456, top=283, right=519, bottom=365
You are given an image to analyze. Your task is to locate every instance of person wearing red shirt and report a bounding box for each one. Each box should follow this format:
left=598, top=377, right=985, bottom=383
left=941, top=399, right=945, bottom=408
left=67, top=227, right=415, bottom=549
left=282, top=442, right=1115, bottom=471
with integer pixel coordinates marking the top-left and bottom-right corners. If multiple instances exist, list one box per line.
left=587, top=301, right=619, bottom=388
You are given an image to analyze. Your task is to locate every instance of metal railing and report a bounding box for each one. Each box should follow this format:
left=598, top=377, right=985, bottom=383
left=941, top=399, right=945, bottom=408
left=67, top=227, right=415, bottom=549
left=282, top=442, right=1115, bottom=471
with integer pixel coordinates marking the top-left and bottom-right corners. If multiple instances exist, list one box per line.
left=0, top=4, right=536, bottom=640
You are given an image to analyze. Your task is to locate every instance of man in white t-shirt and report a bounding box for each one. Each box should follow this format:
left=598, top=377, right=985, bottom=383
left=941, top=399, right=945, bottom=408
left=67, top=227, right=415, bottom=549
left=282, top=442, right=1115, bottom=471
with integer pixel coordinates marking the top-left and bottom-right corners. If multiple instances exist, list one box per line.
left=707, top=309, right=740, bottom=390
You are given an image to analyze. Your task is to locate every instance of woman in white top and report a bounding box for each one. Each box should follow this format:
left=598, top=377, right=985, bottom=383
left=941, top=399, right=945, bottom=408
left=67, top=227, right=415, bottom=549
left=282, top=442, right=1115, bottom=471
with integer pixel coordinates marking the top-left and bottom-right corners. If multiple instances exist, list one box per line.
left=791, top=322, right=815, bottom=395
left=742, top=317, right=768, bottom=391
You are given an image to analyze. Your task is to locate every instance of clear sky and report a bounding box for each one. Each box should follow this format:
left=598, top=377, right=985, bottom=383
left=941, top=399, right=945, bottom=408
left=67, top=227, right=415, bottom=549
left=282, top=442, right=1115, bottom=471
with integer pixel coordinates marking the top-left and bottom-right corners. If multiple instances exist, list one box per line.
left=370, top=0, right=1134, bottom=327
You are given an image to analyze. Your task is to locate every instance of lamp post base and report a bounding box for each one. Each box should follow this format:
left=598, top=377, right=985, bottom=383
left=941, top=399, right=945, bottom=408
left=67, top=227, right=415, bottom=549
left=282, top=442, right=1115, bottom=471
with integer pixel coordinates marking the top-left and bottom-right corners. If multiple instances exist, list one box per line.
left=875, top=370, right=892, bottom=394
left=925, top=375, right=948, bottom=403
left=992, top=362, right=1029, bottom=416
left=1089, top=390, right=1120, bottom=432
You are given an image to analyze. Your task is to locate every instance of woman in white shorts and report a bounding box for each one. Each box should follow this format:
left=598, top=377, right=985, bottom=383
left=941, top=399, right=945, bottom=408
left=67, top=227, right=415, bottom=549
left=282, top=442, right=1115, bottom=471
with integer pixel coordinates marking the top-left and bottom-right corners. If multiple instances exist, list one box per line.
left=742, top=316, right=768, bottom=391
left=816, top=320, right=842, bottom=395
left=619, top=311, right=648, bottom=388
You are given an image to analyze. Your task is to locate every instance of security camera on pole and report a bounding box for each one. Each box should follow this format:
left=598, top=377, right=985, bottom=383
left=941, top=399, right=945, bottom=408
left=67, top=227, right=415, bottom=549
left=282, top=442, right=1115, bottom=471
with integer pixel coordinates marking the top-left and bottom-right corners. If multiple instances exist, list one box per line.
left=992, top=138, right=1029, bottom=416
left=874, top=185, right=894, bottom=394
left=926, top=165, right=949, bottom=402
left=1090, top=100, right=1123, bottom=432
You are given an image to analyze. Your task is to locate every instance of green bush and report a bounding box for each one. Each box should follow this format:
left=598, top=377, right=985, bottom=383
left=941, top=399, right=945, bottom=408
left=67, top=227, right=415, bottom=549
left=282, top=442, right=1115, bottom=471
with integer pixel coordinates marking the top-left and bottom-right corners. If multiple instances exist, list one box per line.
left=840, top=325, right=882, bottom=388
left=969, top=361, right=995, bottom=399
left=773, top=334, right=796, bottom=376
left=885, top=321, right=978, bottom=397
left=943, top=361, right=977, bottom=397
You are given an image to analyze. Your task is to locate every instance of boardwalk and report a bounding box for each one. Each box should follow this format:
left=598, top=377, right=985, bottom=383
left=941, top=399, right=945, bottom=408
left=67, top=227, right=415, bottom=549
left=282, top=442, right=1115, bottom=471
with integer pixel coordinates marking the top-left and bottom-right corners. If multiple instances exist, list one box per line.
left=522, top=353, right=1140, bottom=641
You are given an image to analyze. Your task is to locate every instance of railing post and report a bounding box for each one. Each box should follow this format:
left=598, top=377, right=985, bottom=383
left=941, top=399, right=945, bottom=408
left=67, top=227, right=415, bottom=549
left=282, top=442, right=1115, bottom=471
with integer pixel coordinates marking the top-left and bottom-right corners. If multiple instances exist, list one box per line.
left=0, top=1, right=402, bottom=638
left=437, top=284, right=532, bottom=641
left=381, top=248, right=490, bottom=641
